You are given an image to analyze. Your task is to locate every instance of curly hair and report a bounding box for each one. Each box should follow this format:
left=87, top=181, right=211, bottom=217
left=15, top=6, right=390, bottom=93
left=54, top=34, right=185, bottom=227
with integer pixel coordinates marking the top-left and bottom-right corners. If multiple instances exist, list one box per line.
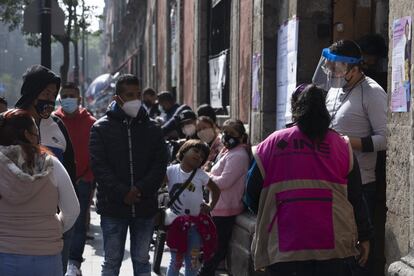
left=291, top=84, right=331, bottom=142
left=176, top=139, right=210, bottom=167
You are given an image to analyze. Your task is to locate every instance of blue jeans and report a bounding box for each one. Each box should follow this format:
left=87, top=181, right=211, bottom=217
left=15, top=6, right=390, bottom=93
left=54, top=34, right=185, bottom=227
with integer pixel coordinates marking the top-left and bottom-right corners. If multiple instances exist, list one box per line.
left=68, top=180, right=93, bottom=267
left=62, top=226, right=74, bottom=274
left=0, top=252, right=62, bottom=276
left=167, top=226, right=201, bottom=276
left=100, top=215, right=154, bottom=276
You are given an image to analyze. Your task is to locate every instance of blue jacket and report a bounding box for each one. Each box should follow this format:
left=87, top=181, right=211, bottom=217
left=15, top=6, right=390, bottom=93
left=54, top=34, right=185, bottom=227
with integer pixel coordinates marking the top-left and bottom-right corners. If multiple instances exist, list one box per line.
left=89, top=102, right=168, bottom=218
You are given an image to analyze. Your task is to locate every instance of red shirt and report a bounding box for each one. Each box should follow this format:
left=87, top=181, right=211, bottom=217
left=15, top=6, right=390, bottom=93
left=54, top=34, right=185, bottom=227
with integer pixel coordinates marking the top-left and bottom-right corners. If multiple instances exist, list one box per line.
left=55, top=107, right=96, bottom=182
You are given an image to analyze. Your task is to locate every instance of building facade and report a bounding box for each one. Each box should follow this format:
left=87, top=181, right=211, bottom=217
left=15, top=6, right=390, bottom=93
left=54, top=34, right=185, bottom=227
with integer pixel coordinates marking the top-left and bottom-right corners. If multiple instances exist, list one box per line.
left=103, top=0, right=414, bottom=275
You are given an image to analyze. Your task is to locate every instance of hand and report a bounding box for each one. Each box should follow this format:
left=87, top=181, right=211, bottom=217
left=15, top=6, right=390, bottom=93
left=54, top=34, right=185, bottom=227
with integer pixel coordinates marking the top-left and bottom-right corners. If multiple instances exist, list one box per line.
left=200, top=202, right=212, bottom=215
left=123, top=186, right=141, bottom=205
left=357, top=240, right=370, bottom=266
left=203, top=161, right=213, bottom=172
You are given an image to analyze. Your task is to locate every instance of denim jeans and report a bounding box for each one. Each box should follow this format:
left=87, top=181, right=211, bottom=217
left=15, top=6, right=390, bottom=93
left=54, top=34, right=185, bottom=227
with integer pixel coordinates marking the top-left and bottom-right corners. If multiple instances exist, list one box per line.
left=62, top=226, right=74, bottom=274
left=100, top=215, right=154, bottom=276
left=68, top=180, right=93, bottom=267
left=0, top=252, right=62, bottom=276
left=167, top=226, right=201, bottom=276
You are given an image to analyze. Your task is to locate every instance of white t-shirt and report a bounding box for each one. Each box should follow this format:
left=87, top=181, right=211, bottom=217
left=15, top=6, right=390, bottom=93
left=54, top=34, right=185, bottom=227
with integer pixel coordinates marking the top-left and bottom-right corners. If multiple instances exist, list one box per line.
left=166, top=164, right=210, bottom=216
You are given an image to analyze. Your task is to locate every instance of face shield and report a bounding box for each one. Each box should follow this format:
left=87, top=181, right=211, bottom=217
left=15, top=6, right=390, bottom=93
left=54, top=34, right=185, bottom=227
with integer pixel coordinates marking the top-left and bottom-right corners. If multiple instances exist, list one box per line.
left=312, top=48, right=362, bottom=90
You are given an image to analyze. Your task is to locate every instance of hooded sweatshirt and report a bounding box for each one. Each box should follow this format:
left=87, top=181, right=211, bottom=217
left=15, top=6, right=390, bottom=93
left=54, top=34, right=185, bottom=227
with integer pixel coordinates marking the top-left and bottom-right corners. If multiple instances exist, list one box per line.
left=55, top=107, right=96, bottom=182
left=0, top=145, right=79, bottom=255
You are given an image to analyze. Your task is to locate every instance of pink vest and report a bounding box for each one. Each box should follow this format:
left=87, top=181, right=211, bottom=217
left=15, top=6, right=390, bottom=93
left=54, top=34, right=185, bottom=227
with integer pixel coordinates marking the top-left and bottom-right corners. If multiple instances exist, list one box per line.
left=251, top=126, right=358, bottom=269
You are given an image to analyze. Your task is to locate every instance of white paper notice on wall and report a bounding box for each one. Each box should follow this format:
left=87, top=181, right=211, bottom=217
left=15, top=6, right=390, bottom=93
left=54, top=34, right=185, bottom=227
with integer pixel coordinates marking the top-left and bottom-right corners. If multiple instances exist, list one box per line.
left=209, top=51, right=228, bottom=108
left=276, top=16, right=298, bottom=130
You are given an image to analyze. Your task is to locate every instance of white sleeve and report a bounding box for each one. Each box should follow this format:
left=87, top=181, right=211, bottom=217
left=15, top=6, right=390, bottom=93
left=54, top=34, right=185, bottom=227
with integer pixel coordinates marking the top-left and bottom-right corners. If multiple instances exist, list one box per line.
left=52, top=157, right=80, bottom=232
left=198, top=169, right=210, bottom=186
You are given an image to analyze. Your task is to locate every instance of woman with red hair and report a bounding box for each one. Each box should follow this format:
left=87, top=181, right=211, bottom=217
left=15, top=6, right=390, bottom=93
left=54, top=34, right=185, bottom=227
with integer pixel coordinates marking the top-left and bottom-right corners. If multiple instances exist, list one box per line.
left=0, top=109, right=79, bottom=276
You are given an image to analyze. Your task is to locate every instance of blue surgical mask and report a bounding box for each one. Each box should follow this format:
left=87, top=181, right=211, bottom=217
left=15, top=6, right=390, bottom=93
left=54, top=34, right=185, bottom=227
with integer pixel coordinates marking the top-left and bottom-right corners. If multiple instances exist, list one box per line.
left=61, top=98, right=79, bottom=114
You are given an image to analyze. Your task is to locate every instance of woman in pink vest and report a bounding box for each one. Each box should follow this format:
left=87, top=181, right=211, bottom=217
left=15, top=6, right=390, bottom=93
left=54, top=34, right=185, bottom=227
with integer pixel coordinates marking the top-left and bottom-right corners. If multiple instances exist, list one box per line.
left=246, top=84, right=372, bottom=276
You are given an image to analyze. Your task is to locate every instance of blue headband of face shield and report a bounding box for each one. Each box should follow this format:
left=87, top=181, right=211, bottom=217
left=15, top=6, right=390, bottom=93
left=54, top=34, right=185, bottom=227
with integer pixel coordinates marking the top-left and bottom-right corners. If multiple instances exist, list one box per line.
left=322, top=48, right=363, bottom=64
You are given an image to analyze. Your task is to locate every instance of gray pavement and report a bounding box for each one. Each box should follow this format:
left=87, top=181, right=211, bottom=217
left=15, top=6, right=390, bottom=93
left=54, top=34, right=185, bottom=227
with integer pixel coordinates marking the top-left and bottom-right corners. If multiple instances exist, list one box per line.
left=81, top=205, right=177, bottom=276
left=80, top=206, right=228, bottom=276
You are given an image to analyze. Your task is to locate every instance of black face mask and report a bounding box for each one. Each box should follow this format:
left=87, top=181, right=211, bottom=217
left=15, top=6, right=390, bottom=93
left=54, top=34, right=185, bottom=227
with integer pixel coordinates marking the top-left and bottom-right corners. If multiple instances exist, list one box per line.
left=221, top=133, right=240, bottom=149
left=35, top=99, right=55, bottom=119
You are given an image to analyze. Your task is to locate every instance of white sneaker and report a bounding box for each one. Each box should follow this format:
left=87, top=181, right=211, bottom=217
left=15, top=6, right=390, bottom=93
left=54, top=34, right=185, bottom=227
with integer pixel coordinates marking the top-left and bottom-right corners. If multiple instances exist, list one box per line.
left=65, top=263, right=82, bottom=276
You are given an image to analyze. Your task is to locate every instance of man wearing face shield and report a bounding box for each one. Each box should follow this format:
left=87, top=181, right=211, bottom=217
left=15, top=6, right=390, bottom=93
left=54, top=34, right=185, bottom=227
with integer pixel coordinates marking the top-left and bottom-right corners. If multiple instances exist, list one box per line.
left=15, top=64, right=77, bottom=274
left=313, top=40, right=387, bottom=273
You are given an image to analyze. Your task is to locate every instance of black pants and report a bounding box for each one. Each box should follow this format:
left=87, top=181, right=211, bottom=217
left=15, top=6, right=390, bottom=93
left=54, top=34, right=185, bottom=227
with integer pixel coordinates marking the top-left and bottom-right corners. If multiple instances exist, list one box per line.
left=266, top=257, right=359, bottom=276
left=361, top=181, right=377, bottom=276
left=198, top=216, right=236, bottom=276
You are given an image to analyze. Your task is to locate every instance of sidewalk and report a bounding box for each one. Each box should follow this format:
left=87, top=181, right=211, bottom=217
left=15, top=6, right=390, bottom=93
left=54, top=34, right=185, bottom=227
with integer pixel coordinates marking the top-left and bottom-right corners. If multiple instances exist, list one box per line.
left=81, top=206, right=229, bottom=276
left=81, top=205, right=176, bottom=276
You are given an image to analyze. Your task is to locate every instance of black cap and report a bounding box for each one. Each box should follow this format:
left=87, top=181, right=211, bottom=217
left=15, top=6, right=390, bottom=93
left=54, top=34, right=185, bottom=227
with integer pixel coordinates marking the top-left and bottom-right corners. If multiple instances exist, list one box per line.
left=15, top=65, right=61, bottom=109
left=177, top=110, right=196, bottom=124
left=157, top=91, right=175, bottom=103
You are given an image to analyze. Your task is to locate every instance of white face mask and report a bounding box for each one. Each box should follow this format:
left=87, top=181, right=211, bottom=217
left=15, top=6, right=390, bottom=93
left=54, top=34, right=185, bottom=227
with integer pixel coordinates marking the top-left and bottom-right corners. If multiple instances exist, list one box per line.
left=121, top=99, right=141, bottom=118
left=182, top=124, right=196, bottom=137
left=197, top=128, right=216, bottom=143
left=61, top=98, right=79, bottom=114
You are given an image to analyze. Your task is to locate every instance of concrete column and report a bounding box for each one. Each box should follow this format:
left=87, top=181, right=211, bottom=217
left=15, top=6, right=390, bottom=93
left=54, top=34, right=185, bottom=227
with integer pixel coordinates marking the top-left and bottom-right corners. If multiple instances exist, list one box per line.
left=230, top=0, right=240, bottom=118
left=387, top=1, right=414, bottom=275
left=176, top=0, right=184, bottom=103
left=193, top=0, right=209, bottom=107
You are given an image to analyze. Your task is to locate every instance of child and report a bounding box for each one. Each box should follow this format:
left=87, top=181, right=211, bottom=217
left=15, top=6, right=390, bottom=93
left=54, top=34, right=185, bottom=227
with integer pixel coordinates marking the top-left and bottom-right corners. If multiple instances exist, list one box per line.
left=165, top=139, right=221, bottom=276
left=198, top=119, right=251, bottom=276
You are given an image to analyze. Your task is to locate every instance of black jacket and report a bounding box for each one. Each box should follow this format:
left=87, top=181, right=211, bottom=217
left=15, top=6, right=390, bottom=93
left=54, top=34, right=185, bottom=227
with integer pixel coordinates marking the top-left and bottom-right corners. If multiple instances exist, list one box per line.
left=89, top=102, right=168, bottom=218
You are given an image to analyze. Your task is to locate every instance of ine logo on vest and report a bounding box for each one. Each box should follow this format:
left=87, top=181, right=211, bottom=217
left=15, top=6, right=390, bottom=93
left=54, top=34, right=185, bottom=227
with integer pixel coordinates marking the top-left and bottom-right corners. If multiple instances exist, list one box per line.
left=276, top=138, right=331, bottom=155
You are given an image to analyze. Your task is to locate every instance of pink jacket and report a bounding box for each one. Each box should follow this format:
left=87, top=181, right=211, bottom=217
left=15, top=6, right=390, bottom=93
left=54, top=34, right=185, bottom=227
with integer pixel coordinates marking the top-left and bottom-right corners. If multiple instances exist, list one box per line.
left=209, top=145, right=250, bottom=216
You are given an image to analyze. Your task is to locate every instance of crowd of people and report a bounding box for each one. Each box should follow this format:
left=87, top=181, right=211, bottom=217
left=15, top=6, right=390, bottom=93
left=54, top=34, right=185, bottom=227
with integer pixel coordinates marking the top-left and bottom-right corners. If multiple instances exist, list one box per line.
left=0, top=38, right=386, bottom=276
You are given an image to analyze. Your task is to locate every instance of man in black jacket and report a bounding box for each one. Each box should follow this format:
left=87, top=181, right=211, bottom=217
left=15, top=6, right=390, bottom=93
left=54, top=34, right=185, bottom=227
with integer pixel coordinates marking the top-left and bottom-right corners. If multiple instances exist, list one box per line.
left=89, top=74, right=168, bottom=276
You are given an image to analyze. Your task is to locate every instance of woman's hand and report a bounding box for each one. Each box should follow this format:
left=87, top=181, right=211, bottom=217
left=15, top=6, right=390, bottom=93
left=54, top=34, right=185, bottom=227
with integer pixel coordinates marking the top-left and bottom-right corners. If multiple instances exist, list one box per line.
left=203, top=161, right=213, bottom=172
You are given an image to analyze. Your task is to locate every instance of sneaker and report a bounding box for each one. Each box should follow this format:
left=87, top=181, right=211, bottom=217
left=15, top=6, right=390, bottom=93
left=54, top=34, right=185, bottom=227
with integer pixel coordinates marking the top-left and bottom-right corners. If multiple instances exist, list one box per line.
left=65, top=263, right=82, bottom=276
